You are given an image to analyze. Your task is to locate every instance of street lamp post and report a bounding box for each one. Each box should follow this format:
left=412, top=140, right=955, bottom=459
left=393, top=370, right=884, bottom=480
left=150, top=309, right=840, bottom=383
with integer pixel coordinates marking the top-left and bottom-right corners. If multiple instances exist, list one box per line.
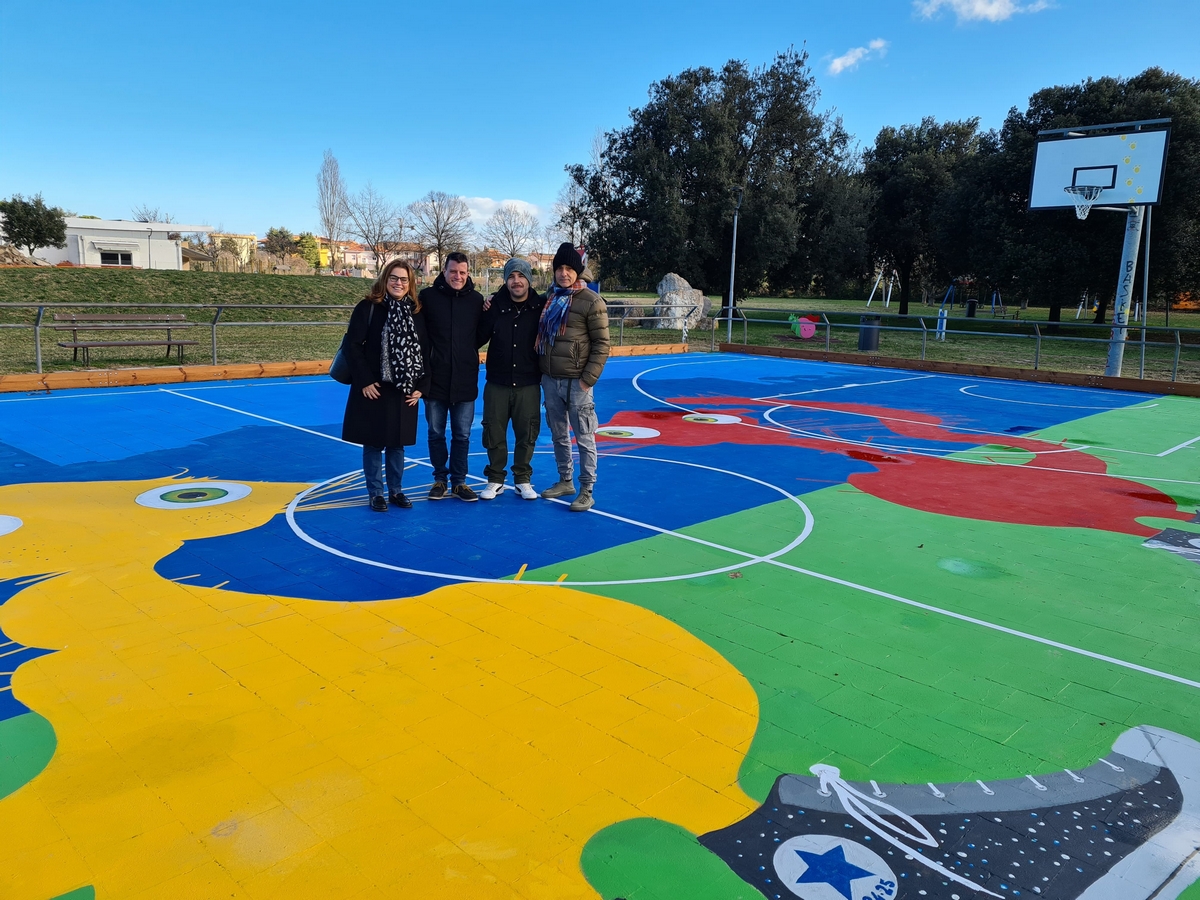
left=726, top=187, right=744, bottom=344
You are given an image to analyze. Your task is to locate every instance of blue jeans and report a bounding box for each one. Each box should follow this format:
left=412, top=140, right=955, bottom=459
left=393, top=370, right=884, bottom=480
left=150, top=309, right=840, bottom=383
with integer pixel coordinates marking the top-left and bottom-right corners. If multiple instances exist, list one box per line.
left=363, top=446, right=405, bottom=498
left=424, top=398, right=474, bottom=486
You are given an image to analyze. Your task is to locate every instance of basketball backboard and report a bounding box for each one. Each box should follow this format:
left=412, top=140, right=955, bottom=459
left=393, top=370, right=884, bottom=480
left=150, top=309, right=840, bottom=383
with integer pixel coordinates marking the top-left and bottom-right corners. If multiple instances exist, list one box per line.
left=1029, top=121, right=1170, bottom=212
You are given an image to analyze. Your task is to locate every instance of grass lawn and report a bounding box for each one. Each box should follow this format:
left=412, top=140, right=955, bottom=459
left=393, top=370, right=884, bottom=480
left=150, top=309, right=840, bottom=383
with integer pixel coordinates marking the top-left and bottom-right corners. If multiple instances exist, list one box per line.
left=1, top=269, right=1196, bottom=381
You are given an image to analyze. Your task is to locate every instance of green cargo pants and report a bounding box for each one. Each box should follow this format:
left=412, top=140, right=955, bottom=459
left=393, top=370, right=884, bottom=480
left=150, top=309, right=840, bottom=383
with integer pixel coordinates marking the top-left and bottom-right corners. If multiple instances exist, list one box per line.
left=481, top=382, right=542, bottom=484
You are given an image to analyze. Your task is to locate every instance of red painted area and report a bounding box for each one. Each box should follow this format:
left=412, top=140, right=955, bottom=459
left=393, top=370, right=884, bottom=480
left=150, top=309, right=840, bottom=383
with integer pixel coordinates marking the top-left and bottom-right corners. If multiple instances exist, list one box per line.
left=599, top=398, right=1187, bottom=537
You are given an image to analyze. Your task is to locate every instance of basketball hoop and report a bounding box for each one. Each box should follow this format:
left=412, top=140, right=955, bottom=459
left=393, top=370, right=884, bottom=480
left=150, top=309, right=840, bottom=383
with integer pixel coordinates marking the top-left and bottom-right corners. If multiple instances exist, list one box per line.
left=1064, top=184, right=1104, bottom=220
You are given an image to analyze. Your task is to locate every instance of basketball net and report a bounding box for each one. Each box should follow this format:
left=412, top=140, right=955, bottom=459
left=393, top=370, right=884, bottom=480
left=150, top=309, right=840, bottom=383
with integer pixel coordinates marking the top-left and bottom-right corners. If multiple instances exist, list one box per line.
left=1064, top=184, right=1104, bottom=220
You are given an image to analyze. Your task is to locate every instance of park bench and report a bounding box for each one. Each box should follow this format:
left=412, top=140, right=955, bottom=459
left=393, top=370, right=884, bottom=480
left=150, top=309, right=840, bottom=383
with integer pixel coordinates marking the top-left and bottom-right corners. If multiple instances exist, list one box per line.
left=53, top=313, right=198, bottom=366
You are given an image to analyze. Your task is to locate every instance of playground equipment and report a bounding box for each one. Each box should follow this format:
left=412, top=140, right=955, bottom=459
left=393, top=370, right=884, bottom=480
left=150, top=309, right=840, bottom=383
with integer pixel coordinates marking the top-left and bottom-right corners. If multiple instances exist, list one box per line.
left=1029, top=118, right=1171, bottom=376
left=787, top=314, right=819, bottom=340
left=865, top=268, right=897, bottom=308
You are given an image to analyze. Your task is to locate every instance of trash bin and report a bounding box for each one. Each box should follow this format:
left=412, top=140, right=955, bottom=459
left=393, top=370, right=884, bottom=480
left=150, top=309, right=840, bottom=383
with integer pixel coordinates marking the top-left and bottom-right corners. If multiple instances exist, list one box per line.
left=858, top=315, right=881, bottom=351
left=966, top=298, right=978, bottom=318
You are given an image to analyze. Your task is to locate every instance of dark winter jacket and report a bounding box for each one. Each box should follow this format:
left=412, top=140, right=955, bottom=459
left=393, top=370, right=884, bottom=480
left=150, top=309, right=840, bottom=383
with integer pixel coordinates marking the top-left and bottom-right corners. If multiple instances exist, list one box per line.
left=341, top=297, right=431, bottom=448
left=538, top=286, right=610, bottom=387
left=419, top=273, right=485, bottom=402
left=477, top=285, right=545, bottom=388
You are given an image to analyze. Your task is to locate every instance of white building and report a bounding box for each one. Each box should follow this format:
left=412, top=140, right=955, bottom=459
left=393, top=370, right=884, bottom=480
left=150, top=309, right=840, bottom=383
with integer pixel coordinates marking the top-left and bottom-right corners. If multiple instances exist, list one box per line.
left=35, top=218, right=214, bottom=270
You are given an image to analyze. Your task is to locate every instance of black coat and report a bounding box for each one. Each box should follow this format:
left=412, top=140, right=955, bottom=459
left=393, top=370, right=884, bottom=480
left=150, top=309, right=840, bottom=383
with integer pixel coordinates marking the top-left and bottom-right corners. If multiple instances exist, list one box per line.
left=419, top=273, right=485, bottom=402
left=477, top=285, right=545, bottom=387
left=341, top=297, right=431, bottom=448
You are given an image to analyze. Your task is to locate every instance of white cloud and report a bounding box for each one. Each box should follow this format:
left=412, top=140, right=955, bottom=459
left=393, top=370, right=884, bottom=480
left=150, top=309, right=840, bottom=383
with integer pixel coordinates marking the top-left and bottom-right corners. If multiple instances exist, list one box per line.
left=463, top=197, right=542, bottom=227
left=914, top=0, right=1050, bottom=22
left=828, top=38, right=889, bottom=75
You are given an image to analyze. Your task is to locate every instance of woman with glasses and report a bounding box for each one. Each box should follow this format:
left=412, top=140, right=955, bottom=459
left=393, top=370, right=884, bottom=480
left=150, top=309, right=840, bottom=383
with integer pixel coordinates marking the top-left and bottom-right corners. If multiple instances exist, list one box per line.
left=341, top=260, right=430, bottom=510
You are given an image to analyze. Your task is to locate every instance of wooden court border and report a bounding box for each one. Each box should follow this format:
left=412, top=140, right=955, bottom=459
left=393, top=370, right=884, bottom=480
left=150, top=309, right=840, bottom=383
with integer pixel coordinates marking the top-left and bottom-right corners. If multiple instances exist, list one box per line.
left=0, top=344, right=689, bottom=394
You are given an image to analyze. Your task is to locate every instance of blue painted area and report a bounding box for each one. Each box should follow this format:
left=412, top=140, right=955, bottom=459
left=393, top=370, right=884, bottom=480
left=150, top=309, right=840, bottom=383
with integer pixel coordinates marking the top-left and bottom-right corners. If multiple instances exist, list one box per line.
left=155, top=452, right=795, bottom=600
left=3, top=355, right=1165, bottom=604
left=0, top=576, right=58, bottom=722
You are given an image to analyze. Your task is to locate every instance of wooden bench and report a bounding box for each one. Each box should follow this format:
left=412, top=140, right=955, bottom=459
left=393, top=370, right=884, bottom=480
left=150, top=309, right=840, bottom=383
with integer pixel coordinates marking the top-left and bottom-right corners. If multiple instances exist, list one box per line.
left=53, top=314, right=198, bottom=366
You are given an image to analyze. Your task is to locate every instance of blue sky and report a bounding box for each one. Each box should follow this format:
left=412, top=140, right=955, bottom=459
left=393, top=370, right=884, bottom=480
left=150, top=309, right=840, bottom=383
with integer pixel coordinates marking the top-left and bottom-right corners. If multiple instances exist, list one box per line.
left=2, top=0, right=1197, bottom=240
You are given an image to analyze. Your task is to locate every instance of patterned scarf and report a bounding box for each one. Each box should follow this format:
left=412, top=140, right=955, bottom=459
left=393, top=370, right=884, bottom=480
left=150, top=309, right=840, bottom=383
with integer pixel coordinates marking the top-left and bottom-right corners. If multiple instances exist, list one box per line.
left=536, top=279, right=584, bottom=354
left=379, top=297, right=424, bottom=393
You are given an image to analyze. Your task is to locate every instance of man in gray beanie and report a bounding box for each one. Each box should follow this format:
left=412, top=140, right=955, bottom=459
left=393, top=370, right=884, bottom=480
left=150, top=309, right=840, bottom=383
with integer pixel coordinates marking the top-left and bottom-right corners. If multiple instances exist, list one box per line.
left=474, top=257, right=546, bottom=500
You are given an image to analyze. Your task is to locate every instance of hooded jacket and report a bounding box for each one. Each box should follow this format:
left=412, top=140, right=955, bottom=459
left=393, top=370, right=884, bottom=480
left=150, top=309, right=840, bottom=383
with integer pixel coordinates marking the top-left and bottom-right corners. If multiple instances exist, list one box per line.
left=418, top=272, right=485, bottom=403
left=477, top=284, right=545, bottom=388
left=538, top=286, right=610, bottom=387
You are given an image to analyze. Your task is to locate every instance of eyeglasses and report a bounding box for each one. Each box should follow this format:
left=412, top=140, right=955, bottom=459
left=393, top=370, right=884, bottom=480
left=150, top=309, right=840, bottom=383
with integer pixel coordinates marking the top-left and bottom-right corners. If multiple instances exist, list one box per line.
left=387, top=276, right=409, bottom=284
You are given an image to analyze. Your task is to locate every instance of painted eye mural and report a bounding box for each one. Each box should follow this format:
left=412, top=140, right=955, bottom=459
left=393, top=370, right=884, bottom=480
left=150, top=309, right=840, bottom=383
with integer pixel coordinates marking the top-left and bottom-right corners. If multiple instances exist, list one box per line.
left=135, top=482, right=252, bottom=509
left=0, top=515, right=21, bottom=536
left=595, top=425, right=661, bottom=439
left=682, top=413, right=742, bottom=424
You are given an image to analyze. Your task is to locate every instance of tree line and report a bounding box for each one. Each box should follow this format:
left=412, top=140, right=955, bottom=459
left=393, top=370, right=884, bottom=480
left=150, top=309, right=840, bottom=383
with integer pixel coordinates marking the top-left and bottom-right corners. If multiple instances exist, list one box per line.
left=316, top=151, right=576, bottom=275
left=568, top=49, right=1200, bottom=319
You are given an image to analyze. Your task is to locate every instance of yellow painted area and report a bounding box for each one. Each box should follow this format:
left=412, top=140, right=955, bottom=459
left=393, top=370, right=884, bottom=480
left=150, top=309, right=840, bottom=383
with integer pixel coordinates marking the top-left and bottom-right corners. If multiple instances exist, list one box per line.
left=0, top=478, right=759, bottom=899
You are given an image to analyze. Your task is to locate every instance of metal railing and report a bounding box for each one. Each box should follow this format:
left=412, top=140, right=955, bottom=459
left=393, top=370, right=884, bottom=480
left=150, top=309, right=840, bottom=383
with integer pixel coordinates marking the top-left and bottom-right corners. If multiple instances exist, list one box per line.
left=710, top=308, right=1200, bottom=382
left=608, top=303, right=701, bottom=346
left=0, top=300, right=706, bottom=373
left=0, top=302, right=354, bottom=373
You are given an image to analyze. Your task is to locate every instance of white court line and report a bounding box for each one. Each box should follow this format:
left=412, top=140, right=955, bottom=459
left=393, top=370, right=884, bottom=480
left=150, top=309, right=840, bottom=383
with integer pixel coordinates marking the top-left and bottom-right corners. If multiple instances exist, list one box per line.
left=285, top=456, right=815, bottom=587
left=1159, top=435, right=1200, bottom=457
left=959, top=384, right=1159, bottom=411
left=764, top=557, right=1200, bottom=692
left=755, top=374, right=935, bottom=400
left=159, top=388, right=352, bottom=445
left=628, top=359, right=1200, bottom=484
left=758, top=405, right=1200, bottom=487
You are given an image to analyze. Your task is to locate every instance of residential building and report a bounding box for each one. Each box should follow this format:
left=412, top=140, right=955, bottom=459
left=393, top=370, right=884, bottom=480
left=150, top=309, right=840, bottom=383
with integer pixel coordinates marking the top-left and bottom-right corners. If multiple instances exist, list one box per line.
left=34, top=218, right=214, bottom=270
left=207, top=233, right=257, bottom=266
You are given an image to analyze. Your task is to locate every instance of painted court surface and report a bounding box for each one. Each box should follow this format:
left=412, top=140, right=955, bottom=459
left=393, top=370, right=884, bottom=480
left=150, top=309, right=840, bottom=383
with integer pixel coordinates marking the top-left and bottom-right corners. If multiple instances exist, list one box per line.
left=0, top=352, right=1198, bottom=900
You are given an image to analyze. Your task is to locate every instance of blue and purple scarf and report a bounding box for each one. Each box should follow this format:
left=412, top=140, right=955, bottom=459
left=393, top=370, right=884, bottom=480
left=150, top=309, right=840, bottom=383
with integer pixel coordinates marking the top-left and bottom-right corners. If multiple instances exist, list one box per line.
left=535, top=279, right=584, bottom=354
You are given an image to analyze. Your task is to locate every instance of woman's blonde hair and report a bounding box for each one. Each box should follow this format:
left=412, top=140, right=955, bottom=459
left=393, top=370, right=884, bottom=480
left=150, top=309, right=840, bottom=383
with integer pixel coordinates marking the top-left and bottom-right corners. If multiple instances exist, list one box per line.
left=366, top=259, right=421, bottom=313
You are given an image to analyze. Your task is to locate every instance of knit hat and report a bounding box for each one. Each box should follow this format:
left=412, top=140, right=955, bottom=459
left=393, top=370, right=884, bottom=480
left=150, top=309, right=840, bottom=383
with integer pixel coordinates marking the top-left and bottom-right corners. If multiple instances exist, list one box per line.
left=503, top=257, right=533, bottom=284
left=552, top=242, right=585, bottom=278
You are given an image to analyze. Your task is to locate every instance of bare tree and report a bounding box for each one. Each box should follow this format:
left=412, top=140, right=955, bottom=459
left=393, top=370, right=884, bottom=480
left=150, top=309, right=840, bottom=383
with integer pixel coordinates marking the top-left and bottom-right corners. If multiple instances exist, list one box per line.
left=551, top=178, right=591, bottom=246
left=346, top=183, right=403, bottom=273
left=316, top=150, right=348, bottom=270
left=406, top=191, right=473, bottom=270
left=481, top=203, right=540, bottom=259
left=131, top=205, right=174, bottom=223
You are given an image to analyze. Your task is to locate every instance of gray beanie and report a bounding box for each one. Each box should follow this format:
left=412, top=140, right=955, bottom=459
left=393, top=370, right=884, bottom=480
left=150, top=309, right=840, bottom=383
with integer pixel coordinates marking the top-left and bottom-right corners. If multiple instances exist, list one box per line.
left=503, top=257, right=533, bottom=284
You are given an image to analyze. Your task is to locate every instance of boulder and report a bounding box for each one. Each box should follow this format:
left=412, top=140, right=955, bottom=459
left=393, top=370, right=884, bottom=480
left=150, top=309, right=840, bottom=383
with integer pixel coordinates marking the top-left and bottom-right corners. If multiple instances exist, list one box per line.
left=654, top=273, right=709, bottom=330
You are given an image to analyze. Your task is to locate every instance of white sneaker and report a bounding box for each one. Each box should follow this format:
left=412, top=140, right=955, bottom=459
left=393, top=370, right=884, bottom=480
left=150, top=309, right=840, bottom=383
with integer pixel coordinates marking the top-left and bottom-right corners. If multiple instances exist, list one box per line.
left=515, top=483, right=538, bottom=501
left=479, top=482, right=505, bottom=500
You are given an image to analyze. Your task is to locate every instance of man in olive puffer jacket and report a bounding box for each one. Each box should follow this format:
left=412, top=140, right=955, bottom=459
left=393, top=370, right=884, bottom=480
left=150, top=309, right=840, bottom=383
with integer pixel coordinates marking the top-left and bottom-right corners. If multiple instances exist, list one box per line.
left=537, top=243, right=610, bottom=512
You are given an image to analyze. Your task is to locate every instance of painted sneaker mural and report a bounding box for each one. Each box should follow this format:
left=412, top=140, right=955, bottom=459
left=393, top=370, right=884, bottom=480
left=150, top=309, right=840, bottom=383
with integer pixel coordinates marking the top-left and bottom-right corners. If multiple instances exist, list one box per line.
left=701, top=726, right=1200, bottom=900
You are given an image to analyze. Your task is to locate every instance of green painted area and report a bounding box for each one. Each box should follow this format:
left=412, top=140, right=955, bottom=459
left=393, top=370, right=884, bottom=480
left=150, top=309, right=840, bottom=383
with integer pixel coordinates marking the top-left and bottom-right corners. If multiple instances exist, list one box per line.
left=551, top=396, right=1200, bottom=899
left=1032, top=395, right=1200, bottom=509
left=49, top=887, right=94, bottom=900
left=580, top=818, right=756, bottom=900
left=531, top=457, right=1200, bottom=800
left=0, top=712, right=56, bottom=800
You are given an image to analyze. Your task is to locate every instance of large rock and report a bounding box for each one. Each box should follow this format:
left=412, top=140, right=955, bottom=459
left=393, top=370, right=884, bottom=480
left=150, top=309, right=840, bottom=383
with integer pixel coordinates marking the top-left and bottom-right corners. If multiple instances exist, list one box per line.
left=654, top=273, right=709, bottom=331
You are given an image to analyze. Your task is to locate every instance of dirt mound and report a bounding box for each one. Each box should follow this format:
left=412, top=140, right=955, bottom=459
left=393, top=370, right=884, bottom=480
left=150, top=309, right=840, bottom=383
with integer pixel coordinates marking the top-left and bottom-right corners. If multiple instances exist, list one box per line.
left=0, top=245, right=52, bottom=267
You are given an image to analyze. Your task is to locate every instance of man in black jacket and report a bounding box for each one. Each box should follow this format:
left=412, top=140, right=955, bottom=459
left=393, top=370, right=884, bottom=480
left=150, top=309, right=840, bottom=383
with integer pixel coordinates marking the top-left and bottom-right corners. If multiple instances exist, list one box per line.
left=475, top=258, right=545, bottom=500
left=418, top=252, right=484, bottom=501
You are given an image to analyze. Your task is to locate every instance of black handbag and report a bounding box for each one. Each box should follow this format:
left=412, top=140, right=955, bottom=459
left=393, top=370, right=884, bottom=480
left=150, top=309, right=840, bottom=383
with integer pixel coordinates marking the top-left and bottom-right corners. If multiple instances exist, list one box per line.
left=329, top=303, right=373, bottom=385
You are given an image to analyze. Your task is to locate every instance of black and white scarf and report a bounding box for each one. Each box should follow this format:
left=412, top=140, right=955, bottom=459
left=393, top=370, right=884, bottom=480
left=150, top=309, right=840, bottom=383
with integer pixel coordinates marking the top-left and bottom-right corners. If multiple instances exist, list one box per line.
left=379, top=298, right=424, bottom=393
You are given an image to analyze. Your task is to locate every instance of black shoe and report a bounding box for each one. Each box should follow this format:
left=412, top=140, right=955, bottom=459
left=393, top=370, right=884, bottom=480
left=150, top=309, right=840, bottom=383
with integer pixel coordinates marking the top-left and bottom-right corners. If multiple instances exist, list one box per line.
left=428, top=482, right=448, bottom=501
left=369, top=495, right=388, bottom=512
left=452, top=483, right=478, bottom=502
left=389, top=493, right=412, bottom=509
